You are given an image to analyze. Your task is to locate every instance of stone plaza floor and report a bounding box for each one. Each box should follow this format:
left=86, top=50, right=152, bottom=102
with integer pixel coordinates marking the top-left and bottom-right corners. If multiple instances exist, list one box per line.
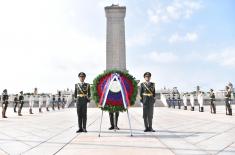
left=0, top=106, right=234, bottom=155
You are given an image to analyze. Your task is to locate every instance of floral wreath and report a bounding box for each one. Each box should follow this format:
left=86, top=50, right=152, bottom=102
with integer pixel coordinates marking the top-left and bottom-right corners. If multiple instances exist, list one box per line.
left=92, top=69, right=138, bottom=112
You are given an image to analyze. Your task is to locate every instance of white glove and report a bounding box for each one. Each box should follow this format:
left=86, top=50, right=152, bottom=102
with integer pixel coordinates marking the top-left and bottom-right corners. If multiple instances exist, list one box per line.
left=140, top=102, right=143, bottom=107
left=87, top=102, right=90, bottom=107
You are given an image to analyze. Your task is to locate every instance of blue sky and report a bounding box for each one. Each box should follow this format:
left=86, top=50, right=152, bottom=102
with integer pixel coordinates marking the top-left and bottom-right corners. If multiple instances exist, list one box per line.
left=0, top=0, right=234, bottom=93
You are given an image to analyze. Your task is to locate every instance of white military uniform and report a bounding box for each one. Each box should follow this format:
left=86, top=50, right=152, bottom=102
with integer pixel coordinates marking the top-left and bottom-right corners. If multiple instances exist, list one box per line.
left=29, top=95, right=34, bottom=109
left=46, top=96, right=51, bottom=110
left=198, top=93, right=204, bottom=112
left=190, top=94, right=195, bottom=111
left=39, top=96, right=44, bottom=112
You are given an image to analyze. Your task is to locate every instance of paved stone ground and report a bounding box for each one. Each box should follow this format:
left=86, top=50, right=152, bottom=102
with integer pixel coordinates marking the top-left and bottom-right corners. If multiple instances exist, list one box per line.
left=0, top=105, right=234, bottom=155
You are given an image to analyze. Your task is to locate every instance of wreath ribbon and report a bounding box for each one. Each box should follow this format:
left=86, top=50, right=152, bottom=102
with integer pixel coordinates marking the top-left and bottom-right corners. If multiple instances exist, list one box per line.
left=99, top=73, right=130, bottom=109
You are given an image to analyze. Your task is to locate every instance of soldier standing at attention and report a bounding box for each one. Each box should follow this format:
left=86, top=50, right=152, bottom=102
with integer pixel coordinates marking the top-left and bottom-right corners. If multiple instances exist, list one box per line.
left=13, top=94, right=19, bottom=113
left=57, top=91, right=61, bottom=110
left=2, top=89, right=9, bottom=118
left=52, top=95, right=56, bottom=110
left=74, top=72, right=91, bottom=133
left=28, top=94, right=34, bottom=114
left=183, top=93, right=188, bottom=110
left=225, top=86, right=232, bottom=115
left=209, top=89, right=216, bottom=114
left=198, top=91, right=204, bottom=112
left=18, top=91, right=24, bottom=116
left=38, top=95, right=44, bottom=113
left=46, top=95, right=51, bottom=112
left=190, top=93, right=195, bottom=111
left=140, top=72, right=156, bottom=132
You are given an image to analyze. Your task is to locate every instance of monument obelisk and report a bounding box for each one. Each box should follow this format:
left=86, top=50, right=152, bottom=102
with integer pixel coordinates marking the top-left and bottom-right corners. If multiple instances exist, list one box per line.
left=105, top=4, right=126, bottom=71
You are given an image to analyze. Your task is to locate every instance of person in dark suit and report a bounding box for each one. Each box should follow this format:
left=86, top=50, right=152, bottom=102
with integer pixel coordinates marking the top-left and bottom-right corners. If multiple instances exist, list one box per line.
left=74, top=72, right=91, bottom=133
left=140, top=72, right=156, bottom=132
left=2, top=89, right=9, bottom=118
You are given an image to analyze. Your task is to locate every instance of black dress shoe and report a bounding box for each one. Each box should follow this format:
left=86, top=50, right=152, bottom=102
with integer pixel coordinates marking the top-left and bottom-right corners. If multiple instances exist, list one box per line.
left=76, top=129, right=83, bottom=133
left=149, top=128, right=156, bottom=132
left=83, top=129, right=87, bottom=132
left=144, top=128, right=149, bottom=132
left=115, top=127, right=120, bottom=130
left=109, top=126, right=115, bottom=130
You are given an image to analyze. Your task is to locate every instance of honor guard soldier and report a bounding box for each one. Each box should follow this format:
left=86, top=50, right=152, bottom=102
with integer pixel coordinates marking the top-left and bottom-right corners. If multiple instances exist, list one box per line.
left=13, top=94, right=19, bottom=113
left=52, top=95, right=56, bottom=110
left=62, top=96, right=66, bottom=109
left=28, top=95, right=34, bottom=114
left=166, top=93, right=171, bottom=108
left=225, top=86, right=232, bottom=115
left=140, top=72, right=156, bottom=132
left=198, top=91, right=204, bottom=112
left=177, top=93, right=181, bottom=109
left=2, top=89, right=9, bottom=118
left=183, top=93, right=188, bottom=110
left=46, top=95, right=51, bottom=111
left=190, top=93, right=195, bottom=111
left=18, top=91, right=24, bottom=116
left=38, top=95, right=44, bottom=113
left=209, top=89, right=216, bottom=114
left=74, top=72, right=91, bottom=133
left=57, top=91, right=61, bottom=110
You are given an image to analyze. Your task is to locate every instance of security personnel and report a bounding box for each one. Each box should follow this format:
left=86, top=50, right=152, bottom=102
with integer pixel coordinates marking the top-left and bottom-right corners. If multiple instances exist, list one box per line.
left=74, top=72, right=91, bottom=133
left=190, top=93, right=195, bottom=111
left=57, top=91, right=61, bottom=110
left=2, top=89, right=9, bottom=118
left=140, top=72, right=156, bottom=132
left=13, top=94, right=19, bottom=113
left=198, top=91, right=204, bottom=112
left=18, top=91, right=24, bottom=116
left=183, top=93, right=188, bottom=110
left=225, top=86, right=232, bottom=115
left=209, top=89, right=216, bottom=114
left=28, top=95, right=34, bottom=114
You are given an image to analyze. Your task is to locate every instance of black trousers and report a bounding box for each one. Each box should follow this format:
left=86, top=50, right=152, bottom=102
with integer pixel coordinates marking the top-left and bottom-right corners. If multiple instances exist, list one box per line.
left=210, top=99, right=216, bottom=113
left=225, top=99, right=232, bottom=115
left=2, top=101, right=8, bottom=116
left=14, top=102, right=18, bottom=112
left=52, top=100, right=55, bottom=110
left=109, top=112, right=119, bottom=127
left=143, top=96, right=154, bottom=129
left=57, top=98, right=61, bottom=110
left=18, top=101, right=24, bottom=114
left=76, top=97, right=88, bottom=130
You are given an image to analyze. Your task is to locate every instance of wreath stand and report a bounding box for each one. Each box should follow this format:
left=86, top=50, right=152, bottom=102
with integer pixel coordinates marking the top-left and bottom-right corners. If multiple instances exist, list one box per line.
left=98, top=109, right=133, bottom=137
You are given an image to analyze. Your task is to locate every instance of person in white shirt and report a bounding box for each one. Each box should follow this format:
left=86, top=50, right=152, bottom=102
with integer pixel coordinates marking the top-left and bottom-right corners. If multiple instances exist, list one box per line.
left=190, top=93, right=195, bottom=111
left=28, top=95, right=34, bottom=114
left=183, top=93, right=188, bottom=110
